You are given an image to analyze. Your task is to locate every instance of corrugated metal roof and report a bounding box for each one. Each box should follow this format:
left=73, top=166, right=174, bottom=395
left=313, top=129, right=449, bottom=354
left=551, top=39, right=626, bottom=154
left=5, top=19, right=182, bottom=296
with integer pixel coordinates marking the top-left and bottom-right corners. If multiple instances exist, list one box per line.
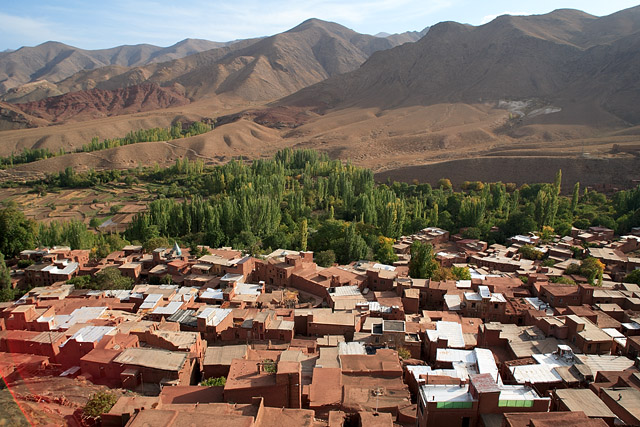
left=478, top=286, right=491, bottom=299
left=330, top=285, right=362, bottom=297
left=200, top=289, right=223, bottom=300
left=140, top=293, right=163, bottom=309
left=427, top=321, right=465, bottom=348
left=475, top=348, right=499, bottom=382
left=437, top=349, right=476, bottom=364
left=234, top=283, right=263, bottom=296
left=444, top=294, right=461, bottom=311
left=198, top=307, right=232, bottom=326
left=62, top=325, right=115, bottom=347
left=465, top=292, right=482, bottom=301
left=167, top=309, right=197, bottom=325
left=57, top=306, right=107, bottom=330
left=338, top=341, right=366, bottom=355
left=151, top=301, right=183, bottom=315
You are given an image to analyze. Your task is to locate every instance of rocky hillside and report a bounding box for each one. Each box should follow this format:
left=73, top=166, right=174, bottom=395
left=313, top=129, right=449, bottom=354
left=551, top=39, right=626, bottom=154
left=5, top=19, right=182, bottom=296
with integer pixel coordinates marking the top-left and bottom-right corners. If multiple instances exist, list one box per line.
left=15, top=82, right=190, bottom=123
left=280, top=7, right=640, bottom=126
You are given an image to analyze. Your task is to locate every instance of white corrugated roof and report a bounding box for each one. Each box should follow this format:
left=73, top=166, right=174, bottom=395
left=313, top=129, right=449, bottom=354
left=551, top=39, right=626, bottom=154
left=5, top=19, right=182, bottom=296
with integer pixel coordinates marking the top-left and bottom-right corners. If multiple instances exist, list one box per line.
left=151, top=301, right=183, bottom=315
left=490, top=293, right=507, bottom=303
left=61, top=325, right=115, bottom=347
left=140, top=293, right=163, bottom=309
left=330, top=285, right=362, bottom=297
left=465, top=292, right=482, bottom=301
left=478, top=286, right=491, bottom=299
left=338, top=341, right=366, bottom=355
left=372, top=263, right=396, bottom=271
left=56, top=306, right=107, bottom=330
left=444, top=294, right=461, bottom=311
left=198, top=307, right=232, bottom=326
left=511, top=363, right=563, bottom=384
left=475, top=348, right=499, bottom=380
left=437, top=348, right=476, bottom=364
left=235, top=283, right=263, bottom=295
left=200, top=289, right=223, bottom=300
left=427, top=321, right=465, bottom=348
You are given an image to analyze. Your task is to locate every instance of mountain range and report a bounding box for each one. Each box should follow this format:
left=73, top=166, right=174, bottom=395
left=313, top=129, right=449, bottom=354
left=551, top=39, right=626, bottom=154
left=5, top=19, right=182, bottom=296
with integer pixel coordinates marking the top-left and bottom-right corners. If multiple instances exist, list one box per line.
left=0, top=7, right=639, bottom=187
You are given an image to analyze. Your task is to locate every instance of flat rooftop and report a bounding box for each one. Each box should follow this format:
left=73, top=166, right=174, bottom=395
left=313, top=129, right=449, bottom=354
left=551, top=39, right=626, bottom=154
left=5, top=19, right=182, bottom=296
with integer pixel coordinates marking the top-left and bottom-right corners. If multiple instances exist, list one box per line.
left=114, top=347, right=187, bottom=372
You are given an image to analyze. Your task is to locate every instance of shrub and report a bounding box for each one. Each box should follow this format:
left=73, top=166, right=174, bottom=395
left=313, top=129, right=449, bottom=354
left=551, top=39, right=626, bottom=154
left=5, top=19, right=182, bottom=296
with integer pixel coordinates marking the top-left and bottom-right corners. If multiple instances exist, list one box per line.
left=201, top=376, right=226, bottom=387
left=263, top=359, right=277, bottom=373
left=17, top=259, right=34, bottom=269
left=84, top=391, right=118, bottom=418
left=397, top=347, right=411, bottom=360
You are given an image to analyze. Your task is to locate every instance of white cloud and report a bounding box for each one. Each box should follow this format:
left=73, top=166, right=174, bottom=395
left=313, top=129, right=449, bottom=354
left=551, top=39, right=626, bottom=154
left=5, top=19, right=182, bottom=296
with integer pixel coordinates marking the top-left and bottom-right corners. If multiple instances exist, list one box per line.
left=480, top=11, right=531, bottom=25
left=0, top=12, right=66, bottom=46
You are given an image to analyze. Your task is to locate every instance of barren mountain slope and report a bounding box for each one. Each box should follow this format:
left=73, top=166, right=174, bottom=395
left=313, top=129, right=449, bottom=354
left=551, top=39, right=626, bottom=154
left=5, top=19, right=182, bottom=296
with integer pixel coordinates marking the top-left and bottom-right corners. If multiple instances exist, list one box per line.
left=279, top=6, right=640, bottom=130
left=53, top=19, right=405, bottom=102
left=0, top=39, right=231, bottom=95
left=15, top=82, right=190, bottom=123
left=0, top=19, right=412, bottom=126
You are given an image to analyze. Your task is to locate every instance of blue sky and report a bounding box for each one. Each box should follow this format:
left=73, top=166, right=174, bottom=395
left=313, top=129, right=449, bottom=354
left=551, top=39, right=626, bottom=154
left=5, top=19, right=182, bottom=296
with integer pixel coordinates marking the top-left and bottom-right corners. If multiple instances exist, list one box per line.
left=1, top=0, right=638, bottom=50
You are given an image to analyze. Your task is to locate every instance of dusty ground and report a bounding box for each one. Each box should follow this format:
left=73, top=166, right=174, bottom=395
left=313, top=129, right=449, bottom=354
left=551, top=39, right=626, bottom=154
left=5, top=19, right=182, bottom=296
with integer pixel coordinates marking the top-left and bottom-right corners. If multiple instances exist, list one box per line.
left=1, top=374, right=131, bottom=426
left=0, top=98, right=638, bottom=187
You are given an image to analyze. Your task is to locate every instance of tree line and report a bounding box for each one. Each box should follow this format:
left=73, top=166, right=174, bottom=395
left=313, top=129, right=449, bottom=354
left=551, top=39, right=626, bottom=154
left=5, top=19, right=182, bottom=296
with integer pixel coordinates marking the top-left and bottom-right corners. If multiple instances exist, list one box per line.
left=0, top=121, right=212, bottom=169
left=1, top=149, right=640, bottom=282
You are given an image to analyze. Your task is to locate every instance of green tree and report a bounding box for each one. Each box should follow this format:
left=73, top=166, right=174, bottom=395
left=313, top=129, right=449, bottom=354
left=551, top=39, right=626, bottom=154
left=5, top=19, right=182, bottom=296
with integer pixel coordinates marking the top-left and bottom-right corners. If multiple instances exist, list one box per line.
left=518, top=245, right=544, bottom=260
left=623, top=270, right=640, bottom=285
left=94, top=267, right=134, bottom=290
left=315, top=250, right=336, bottom=267
left=579, top=257, right=604, bottom=286
left=408, top=241, right=438, bottom=279
left=438, top=178, right=452, bottom=190
left=0, top=205, right=36, bottom=258
left=299, top=219, right=308, bottom=251
left=0, top=253, right=11, bottom=290
left=375, top=236, right=398, bottom=265
left=451, top=266, right=471, bottom=280
left=143, top=236, right=171, bottom=253
left=571, top=182, right=580, bottom=213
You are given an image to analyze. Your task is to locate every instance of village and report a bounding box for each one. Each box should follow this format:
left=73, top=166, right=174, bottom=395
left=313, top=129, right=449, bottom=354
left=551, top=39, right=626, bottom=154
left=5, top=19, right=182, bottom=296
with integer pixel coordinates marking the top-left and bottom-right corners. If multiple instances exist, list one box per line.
left=2, top=224, right=640, bottom=427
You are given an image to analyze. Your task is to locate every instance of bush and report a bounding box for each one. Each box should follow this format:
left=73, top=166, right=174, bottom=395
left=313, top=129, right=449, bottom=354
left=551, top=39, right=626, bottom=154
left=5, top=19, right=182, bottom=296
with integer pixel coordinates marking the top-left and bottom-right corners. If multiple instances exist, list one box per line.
left=397, top=347, right=411, bottom=360
left=550, top=276, right=576, bottom=285
left=263, top=359, right=277, bottom=373
left=518, top=245, right=544, bottom=260
left=624, top=270, right=640, bottom=285
left=201, top=376, right=226, bottom=387
left=17, top=259, right=34, bottom=268
left=84, top=391, right=118, bottom=418
left=541, top=259, right=556, bottom=267
left=315, top=250, right=336, bottom=267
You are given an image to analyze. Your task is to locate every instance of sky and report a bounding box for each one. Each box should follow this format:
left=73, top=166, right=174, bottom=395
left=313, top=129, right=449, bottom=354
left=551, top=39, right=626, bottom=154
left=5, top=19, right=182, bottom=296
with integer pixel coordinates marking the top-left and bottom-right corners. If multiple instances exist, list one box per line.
left=1, top=0, right=639, bottom=50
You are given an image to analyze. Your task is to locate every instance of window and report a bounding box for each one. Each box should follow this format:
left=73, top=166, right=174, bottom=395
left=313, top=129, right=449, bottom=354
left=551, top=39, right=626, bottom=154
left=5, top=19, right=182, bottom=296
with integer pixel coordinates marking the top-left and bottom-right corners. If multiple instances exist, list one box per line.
left=436, top=401, right=473, bottom=409
left=471, top=303, right=476, bottom=308
left=494, top=304, right=498, bottom=309
left=498, top=400, right=533, bottom=408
